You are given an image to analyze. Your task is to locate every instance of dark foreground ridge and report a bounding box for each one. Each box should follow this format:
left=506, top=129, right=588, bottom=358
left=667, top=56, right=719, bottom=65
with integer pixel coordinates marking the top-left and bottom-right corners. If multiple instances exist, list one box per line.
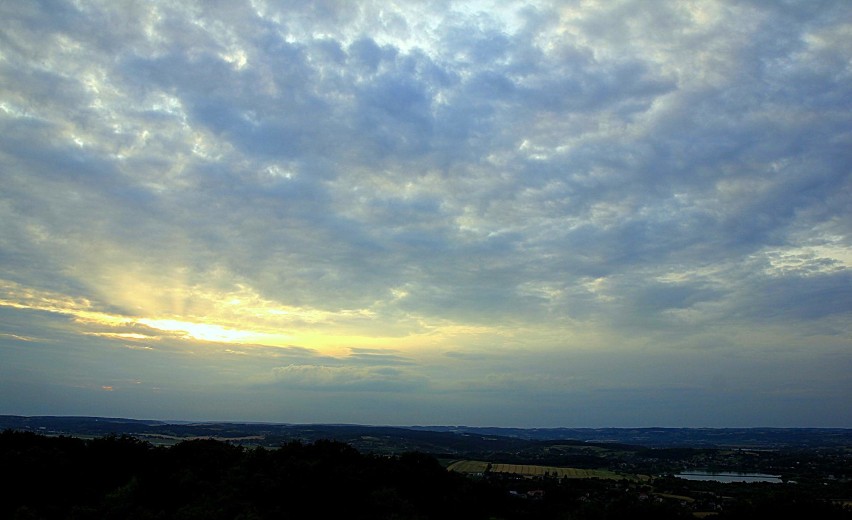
left=2, top=417, right=852, bottom=519
left=2, top=429, right=852, bottom=520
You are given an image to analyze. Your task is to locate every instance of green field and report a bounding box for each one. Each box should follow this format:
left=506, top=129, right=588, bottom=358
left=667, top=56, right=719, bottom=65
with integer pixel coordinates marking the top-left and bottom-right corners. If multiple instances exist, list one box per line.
left=447, top=460, right=634, bottom=480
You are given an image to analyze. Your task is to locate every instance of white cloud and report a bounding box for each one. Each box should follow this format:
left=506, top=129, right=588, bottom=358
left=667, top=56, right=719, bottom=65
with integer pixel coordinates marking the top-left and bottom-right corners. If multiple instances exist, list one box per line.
left=0, top=0, right=850, bottom=426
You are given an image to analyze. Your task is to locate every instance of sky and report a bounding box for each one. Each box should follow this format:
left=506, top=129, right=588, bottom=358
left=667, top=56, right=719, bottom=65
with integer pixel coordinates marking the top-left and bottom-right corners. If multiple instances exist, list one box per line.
left=1, top=0, right=850, bottom=428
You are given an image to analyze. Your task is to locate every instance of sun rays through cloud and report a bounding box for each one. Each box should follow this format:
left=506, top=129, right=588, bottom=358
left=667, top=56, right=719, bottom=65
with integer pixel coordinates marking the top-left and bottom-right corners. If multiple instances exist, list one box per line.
left=1, top=0, right=850, bottom=427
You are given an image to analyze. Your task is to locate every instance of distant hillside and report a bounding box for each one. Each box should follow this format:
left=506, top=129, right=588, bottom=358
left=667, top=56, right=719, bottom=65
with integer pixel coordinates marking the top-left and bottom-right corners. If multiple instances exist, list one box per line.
left=408, top=425, right=852, bottom=448
left=2, top=416, right=850, bottom=453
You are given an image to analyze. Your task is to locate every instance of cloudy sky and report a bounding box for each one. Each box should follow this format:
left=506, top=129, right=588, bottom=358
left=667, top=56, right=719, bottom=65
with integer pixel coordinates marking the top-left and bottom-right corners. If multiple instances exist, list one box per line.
left=1, top=0, right=850, bottom=427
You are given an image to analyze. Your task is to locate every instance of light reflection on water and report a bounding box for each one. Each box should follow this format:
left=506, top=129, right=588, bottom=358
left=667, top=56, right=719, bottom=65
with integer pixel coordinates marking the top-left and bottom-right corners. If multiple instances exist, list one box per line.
left=675, top=471, right=783, bottom=483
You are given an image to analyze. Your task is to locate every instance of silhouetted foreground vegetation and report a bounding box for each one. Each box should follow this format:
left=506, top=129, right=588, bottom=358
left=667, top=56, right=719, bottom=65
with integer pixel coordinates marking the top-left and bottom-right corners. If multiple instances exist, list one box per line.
left=2, top=430, right=851, bottom=519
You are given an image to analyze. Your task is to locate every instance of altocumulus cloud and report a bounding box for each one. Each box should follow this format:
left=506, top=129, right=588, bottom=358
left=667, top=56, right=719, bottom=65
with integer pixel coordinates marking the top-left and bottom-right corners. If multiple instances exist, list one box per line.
left=0, top=0, right=850, bottom=426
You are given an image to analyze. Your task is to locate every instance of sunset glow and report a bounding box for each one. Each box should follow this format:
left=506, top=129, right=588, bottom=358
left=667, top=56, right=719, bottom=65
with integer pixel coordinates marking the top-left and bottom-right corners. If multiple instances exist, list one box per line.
left=1, top=0, right=849, bottom=427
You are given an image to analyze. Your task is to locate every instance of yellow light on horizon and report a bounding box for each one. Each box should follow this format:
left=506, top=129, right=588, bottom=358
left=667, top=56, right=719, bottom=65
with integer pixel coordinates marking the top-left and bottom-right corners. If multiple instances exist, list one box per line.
left=138, top=318, right=258, bottom=343
left=0, top=278, right=520, bottom=359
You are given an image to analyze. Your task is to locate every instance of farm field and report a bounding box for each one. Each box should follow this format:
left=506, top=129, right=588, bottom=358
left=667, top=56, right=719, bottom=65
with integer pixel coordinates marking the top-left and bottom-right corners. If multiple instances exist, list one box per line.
left=447, top=460, right=637, bottom=480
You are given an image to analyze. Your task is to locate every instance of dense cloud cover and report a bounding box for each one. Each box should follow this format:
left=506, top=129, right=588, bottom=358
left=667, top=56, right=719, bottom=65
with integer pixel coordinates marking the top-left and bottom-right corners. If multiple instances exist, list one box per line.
left=1, top=0, right=850, bottom=426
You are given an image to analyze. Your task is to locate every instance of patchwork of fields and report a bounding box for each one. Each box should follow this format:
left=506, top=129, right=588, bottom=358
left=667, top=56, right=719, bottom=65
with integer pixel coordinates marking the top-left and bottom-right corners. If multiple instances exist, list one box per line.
left=447, top=460, right=636, bottom=480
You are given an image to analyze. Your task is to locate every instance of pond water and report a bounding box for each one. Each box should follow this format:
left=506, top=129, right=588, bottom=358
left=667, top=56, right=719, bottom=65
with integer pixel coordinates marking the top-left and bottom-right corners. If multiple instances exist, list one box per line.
left=674, top=471, right=783, bottom=483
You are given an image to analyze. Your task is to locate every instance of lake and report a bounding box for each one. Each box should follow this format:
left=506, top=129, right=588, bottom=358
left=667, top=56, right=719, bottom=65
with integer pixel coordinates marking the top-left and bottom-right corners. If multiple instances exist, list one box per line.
left=675, top=471, right=783, bottom=483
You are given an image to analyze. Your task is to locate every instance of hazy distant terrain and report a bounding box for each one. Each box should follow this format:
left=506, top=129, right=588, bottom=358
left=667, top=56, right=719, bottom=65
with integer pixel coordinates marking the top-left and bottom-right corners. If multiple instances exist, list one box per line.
left=2, top=415, right=850, bottom=451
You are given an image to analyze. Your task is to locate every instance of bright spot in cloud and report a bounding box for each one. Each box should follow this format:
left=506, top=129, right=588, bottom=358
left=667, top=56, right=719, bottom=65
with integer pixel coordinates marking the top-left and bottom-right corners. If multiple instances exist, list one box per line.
left=0, top=0, right=849, bottom=427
